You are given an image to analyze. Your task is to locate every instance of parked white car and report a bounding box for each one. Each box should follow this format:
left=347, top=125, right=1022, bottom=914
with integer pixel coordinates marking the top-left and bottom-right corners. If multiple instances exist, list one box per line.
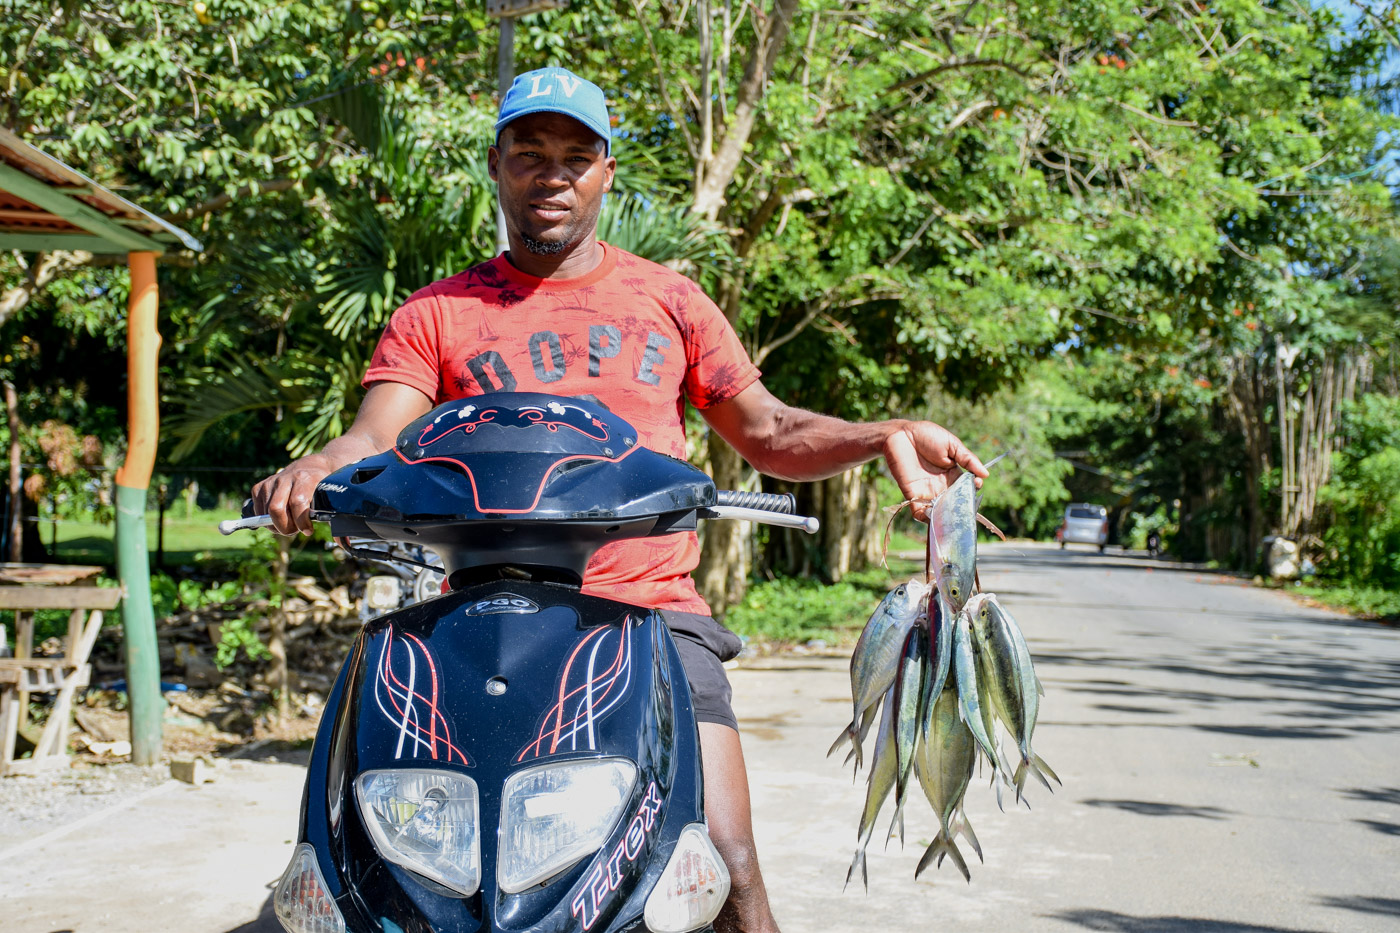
left=1058, top=503, right=1109, bottom=551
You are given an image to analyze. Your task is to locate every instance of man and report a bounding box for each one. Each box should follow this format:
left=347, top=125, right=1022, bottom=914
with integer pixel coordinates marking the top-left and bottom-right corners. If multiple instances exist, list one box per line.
left=254, top=67, right=987, bottom=933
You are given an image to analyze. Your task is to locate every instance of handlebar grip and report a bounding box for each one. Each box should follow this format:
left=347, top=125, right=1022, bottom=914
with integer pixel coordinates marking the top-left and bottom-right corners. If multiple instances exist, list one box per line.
left=220, top=514, right=274, bottom=535
left=714, top=490, right=795, bottom=514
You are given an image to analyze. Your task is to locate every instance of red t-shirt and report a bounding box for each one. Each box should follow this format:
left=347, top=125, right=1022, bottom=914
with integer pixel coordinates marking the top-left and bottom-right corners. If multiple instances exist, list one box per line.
left=362, top=243, right=761, bottom=614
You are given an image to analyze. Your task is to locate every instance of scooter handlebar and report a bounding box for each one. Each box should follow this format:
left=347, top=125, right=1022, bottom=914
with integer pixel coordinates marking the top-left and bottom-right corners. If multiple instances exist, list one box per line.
left=704, top=489, right=819, bottom=534
left=218, top=496, right=821, bottom=536
left=700, top=505, right=820, bottom=534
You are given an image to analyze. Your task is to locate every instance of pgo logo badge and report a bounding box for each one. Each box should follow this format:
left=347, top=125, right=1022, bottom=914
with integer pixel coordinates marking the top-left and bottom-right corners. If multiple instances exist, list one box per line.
left=465, top=595, right=540, bottom=617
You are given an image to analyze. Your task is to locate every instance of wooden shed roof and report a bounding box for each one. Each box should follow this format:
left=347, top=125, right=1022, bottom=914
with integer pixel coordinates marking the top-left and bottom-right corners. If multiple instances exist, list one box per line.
left=0, top=126, right=202, bottom=255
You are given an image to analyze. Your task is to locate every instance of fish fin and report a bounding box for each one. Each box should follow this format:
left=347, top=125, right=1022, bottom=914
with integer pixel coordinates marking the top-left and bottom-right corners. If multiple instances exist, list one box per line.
left=975, top=512, right=1007, bottom=541
left=1035, top=753, right=1062, bottom=787
left=915, top=833, right=970, bottom=883
left=983, top=451, right=1009, bottom=471
left=844, top=847, right=869, bottom=893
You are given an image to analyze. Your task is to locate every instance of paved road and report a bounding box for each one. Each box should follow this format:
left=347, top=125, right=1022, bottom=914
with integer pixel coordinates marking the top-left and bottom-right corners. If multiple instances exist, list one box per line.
left=1, top=541, right=1396, bottom=932
left=740, top=542, right=1400, bottom=933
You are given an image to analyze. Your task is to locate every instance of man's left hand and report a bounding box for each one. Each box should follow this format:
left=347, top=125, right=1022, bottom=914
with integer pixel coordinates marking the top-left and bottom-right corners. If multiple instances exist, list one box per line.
left=882, top=421, right=988, bottom=520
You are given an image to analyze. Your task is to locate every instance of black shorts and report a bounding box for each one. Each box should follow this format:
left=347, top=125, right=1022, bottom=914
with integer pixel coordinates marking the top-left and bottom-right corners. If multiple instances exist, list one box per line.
left=661, top=610, right=743, bottom=731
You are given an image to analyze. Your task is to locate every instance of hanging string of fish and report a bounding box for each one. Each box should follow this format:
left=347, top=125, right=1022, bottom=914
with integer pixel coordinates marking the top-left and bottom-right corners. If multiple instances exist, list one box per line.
left=831, top=460, right=1060, bottom=889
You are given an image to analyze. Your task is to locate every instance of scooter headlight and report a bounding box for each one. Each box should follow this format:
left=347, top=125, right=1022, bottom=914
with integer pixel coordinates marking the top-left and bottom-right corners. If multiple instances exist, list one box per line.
left=355, top=768, right=481, bottom=896
left=498, top=757, right=638, bottom=894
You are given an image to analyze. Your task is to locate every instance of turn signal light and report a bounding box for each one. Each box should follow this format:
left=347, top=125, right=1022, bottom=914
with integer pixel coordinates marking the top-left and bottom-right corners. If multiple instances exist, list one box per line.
left=643, top=824, right=731, bottom=933
left=273, top=843, right=347, bottom=933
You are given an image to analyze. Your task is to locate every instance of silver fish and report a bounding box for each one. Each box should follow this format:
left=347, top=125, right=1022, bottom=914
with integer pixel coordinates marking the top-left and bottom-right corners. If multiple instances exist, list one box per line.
left=913, top=684, right=978, bottom=882
left=921, top=589, right=954, bottom=746
left=951, top=605, right=1002, bottom=778
left=830, top=579, right=930, bottom=771
left=888, top=622, right=928, bottom=844
left=846, top=688, right=899, bottom=891
left=981, top=592, right=1060, bottom=799
left=928, top=472, right=979, bottom=611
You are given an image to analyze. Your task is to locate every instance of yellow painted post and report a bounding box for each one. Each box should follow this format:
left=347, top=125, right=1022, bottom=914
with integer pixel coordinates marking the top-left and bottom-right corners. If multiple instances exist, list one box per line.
left=115, top=251, right=164, bottom=765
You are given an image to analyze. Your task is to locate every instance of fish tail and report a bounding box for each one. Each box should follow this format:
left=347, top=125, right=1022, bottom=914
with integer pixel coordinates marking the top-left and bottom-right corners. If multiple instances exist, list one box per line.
left=954, top=812, right=984, bottom=863
left=1013, top=754, right=1056, bottom=798
left=844, top=847, right=869, bottom=893
left=827, top=723, right=853, bottom=759
left=885, top=794, right=907, bottom=850
left=915, top=832, right=970, bottom=883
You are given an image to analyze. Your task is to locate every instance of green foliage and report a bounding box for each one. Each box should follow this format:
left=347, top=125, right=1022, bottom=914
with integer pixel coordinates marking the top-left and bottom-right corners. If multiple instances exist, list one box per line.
left=3, top=0, right=1397, bottom=586
left=214, top=615, right=271, bottom=669
left=1291, top=583, right=1400, bottom=622
left=725, top=564, right=920, bottom=646
left=1316, top=394, right=1400, bottom=590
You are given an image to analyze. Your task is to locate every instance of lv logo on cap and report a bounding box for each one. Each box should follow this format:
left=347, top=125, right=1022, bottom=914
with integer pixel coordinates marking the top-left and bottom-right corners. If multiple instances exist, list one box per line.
left=527, top=73, right=582, bottom=98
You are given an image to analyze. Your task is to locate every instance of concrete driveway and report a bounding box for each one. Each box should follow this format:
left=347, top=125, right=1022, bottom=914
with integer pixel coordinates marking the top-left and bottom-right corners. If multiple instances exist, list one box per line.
left=2, top=541, right=1397, bottom=933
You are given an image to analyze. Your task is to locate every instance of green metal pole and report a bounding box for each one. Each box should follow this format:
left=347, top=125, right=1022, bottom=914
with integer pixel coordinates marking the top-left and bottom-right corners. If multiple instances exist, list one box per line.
left=117, top=251, right=164, bottom=765
left=115, top=482, right=162, bottom=762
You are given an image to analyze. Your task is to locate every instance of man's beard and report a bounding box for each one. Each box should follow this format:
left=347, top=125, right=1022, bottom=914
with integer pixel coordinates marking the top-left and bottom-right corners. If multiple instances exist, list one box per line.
left=520, top=232, right=569, bottom=255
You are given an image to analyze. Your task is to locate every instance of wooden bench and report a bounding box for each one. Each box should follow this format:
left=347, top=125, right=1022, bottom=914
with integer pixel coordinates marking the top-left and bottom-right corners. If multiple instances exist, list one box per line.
left=1, top=583, right=124, bottom=775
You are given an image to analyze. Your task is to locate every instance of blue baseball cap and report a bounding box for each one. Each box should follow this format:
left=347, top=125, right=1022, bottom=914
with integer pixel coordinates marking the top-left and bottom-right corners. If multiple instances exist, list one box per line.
left=495, top=67, right=611, bottom=154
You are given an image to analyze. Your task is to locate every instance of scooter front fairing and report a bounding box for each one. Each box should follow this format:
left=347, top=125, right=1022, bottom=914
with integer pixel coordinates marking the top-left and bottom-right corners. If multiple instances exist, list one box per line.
left=294, top=581, right=708, bottom=933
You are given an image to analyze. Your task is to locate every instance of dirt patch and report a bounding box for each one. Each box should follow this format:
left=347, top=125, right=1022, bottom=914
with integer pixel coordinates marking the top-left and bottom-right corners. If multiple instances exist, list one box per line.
left=46, top=685, right=323, bottom=766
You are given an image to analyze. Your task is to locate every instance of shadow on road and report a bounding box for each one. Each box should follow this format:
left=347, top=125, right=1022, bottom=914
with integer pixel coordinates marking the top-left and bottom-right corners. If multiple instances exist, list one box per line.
left=1046, top=908, right=1329, bottom=932
left=1339, top=785, right=1400, bottom=806
left=224, top=895, right=278, bottom=933
left=1031, top=629, right=1400, bottom=741
left=1354, top=818, right=1400, bottom=836
left=1079, top=798, right=1233, bottom=819
left=1315, top=895, right=1400, bottom=918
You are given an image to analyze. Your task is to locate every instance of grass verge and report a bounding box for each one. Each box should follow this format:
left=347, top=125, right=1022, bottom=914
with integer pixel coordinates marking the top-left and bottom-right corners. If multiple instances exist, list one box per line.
left=1290, top=583, right=1400, bottom=623
left=724, top=557, right=924, bottom=649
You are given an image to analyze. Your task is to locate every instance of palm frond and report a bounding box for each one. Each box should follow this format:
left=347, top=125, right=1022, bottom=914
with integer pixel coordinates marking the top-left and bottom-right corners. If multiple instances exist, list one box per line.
left=166, top=355, right=322, bottom=461
left=598, top=194, right=734, bottom=281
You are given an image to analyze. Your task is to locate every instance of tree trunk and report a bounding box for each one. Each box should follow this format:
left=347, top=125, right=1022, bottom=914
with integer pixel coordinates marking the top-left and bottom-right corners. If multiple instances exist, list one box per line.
left=690, top=0, right=803, bottom=222
left=267, top=537, right=291, bottom=722
left=1281, top=349, right=1367, bottom=541
left=684, top=0, right=802, bottom=606
left=1224, top=353, right=1271, bottom=567
left=694, top=436, right=749, bottom=614
left=4, top=380, right=21, bottom=562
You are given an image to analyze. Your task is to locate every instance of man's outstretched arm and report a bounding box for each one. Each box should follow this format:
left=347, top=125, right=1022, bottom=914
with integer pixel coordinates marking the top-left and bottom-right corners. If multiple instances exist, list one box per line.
left=252, top=382, right=432, bottom=535
left=701, top=381, right=987, bottom=514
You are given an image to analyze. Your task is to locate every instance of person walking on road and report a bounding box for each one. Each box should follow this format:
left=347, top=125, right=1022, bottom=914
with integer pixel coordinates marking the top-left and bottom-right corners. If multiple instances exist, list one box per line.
left=253, top=66, right=987, bottom=933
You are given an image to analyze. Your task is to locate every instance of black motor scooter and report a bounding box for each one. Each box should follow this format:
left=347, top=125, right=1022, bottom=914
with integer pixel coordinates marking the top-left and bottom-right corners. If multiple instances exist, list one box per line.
left=222, top=392, right=817, bottom=933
